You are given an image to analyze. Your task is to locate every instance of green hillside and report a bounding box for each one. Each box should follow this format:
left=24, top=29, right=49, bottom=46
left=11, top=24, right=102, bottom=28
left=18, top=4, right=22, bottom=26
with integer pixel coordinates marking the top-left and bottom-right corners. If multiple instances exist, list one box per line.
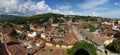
left=0, top=13, right=113, bottom=24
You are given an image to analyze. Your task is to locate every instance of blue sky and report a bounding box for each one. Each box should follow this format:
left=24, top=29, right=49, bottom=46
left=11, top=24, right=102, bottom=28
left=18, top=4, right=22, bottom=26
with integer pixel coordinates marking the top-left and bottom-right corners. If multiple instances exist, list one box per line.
left=0, top=0, right=120, bottom=18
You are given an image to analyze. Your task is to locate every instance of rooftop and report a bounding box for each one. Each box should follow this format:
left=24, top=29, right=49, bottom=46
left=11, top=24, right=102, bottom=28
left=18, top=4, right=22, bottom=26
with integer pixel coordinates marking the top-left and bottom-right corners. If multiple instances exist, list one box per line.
left=82, top=29, right=113, bottom=45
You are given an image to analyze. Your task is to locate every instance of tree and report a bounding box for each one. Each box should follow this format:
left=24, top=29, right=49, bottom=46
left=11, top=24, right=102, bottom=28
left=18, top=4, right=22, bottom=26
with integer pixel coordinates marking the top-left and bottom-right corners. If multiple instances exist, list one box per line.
left=58, top=29, right=66, bottom=33
left=10, top=29, right=18, bottom=36
left=69, top=40, right=97, bottom=55
left=114, top=19, right=119, bottom=24
left=18, top=34, right=26, bottom=39
left=114, top=21, right=118, bottom=24
left=100, top=27, right=105, bottom=32
left=84, top=24, right=97, bottom=32
left=21, top=24, right=30, bottom=31
left=106, top=38, right=120, bottom=53
left=107, top=33, right=113, bottom=36
left=114, top=32, right=120, bottom=38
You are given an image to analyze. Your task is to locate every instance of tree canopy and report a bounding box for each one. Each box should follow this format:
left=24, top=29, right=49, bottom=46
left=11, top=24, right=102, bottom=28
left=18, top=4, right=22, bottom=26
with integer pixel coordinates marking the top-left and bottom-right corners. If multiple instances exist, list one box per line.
left=10, top=29, right=18, bottom=37
left=114, top=32, right=120, bottom=38
left=69, top=40, right=97, bottom=55
left=18, top=34, right=26, bottom=40
left=84, top=24, right=100, bottom=32
left=0, top=13, right=113, bottom=25
left=21, top=24, right=30, bottom=31
left=106, top=38, right=120, bottom=53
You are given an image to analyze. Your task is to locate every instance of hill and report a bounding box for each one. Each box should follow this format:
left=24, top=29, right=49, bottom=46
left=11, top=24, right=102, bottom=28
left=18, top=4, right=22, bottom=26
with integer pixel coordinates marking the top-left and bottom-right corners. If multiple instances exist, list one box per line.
left=0, top=13, right=113, bottom=24
left=0, top=14, right=24, bottom=19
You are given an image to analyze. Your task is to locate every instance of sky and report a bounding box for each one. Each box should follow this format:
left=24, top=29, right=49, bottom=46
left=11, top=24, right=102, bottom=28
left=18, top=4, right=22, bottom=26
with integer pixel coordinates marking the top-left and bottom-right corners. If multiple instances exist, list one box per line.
left=0, top=0, right=120, bottom=18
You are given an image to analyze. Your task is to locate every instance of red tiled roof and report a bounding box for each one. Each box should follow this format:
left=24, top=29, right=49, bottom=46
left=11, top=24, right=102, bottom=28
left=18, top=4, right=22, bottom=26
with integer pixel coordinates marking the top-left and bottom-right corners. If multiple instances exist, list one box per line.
left=99, top=30, right=118, bottom=35
left=7, top=44, right=27, bottom=55
left=82, top=30, right=113, bottom=45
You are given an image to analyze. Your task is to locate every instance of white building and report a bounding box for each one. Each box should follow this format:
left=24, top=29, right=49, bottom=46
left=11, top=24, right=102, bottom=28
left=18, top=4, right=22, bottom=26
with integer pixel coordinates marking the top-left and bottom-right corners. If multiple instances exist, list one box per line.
left=28, top=32, right=37, bottom=38
left=15, top=29, right=22, bottom=34
left=41, top=33, right=46, bottom=39
left=118, top=20, right=120, bottom=24
left=112, top=24, right=120, bottom=31
left=112, top=26, right=120, bottom=31
left=51, top=24, right=59, bottom=27
left=102, top=21, right=113, bottom=25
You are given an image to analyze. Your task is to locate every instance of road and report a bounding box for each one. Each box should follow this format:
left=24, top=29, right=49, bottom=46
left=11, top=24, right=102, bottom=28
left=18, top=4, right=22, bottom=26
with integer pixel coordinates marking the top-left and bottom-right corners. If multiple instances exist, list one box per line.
left=72, top=25, right=84, bottom=40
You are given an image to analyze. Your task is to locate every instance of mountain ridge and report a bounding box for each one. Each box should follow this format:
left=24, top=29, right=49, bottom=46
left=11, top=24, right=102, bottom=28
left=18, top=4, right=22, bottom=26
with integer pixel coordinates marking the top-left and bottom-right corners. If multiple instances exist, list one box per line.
left=0, top=14, right=24, bottom=19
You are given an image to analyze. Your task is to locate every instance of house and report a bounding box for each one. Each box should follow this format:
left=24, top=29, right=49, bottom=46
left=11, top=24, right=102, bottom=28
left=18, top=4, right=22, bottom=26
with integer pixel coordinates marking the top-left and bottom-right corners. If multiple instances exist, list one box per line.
left=15, top=29, right=22, bottom=34
left=49, top=18, right=53, bottom=24
left=2, top=34, right=27, bottom=55
left=30, top=24, right=45, bottom=32
left=0, top=26, right=3, bottom=29
left=7, top=44, right=27, bottom=55
left=59, top=23, right=68, bottom=27
left=81, top=30, right=113, bottom=45
left=0, top=41, right=9, bottom=55
left=118, top=20, right=120, bottom=24
left=103, top=39, right=114, bottom=46
left=28, top=32, right=37, bottom=38
left=102, top=21, right=113, bottom=25
left=51, top=24, right=59, bottom=27
left=99, top=30, right=118, bottom=36
left=112, top=24, right=120, bottom=31
left=3, top=34, right=20, bottom=44
left=41, top=33, right=46, bottom=39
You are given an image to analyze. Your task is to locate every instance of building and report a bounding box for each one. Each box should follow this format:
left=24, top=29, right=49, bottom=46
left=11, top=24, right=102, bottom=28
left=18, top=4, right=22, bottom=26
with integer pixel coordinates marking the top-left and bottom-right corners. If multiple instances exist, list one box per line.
left=51, top=24, right=59, bottom=27
left=28, top=32, right=37, bottom=38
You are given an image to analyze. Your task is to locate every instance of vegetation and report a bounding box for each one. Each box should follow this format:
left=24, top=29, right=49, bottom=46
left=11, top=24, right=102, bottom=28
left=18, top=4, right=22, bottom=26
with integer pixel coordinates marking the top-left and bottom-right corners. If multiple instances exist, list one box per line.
left=9, top=29, right=18, bottom=36
left=106, top=38, right=120, bottom=53
left=100, top=27, right=105, bottom=32
left=0, top=13, right=113, bottom=25
left=107, top=33, right=113, bottom=36
left=114, top=32, right=120, bottom=38
left=21, top=24, right=30, bottom=31
left=58, top=29, right=66, bottom=33
left=114, top=19, right=119, bottom=24
left=0, top=13, right=64, bottom=24
left=69, top=40, right=97, bottom=55
left=18, top=34, right=26, bottom=39
left=84, top=24, right=100, bottom=32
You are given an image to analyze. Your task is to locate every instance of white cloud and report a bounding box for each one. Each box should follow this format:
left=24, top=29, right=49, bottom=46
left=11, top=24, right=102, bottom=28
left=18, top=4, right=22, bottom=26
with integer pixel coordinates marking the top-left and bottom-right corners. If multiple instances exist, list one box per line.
left=55, top=4, right=99, bottom=16
left=0, top=0, right=54, bottom=16
left=91, top=12, right=98, bottom=16
left=77, top=0, right=108, bottom=9
left=0, top=0, right=83, bottom=16
left=0, top=0, right=119, bottom=18
left=0, top=0, right=82, bottom=16
left=55, top=4, right=83, bottom=15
